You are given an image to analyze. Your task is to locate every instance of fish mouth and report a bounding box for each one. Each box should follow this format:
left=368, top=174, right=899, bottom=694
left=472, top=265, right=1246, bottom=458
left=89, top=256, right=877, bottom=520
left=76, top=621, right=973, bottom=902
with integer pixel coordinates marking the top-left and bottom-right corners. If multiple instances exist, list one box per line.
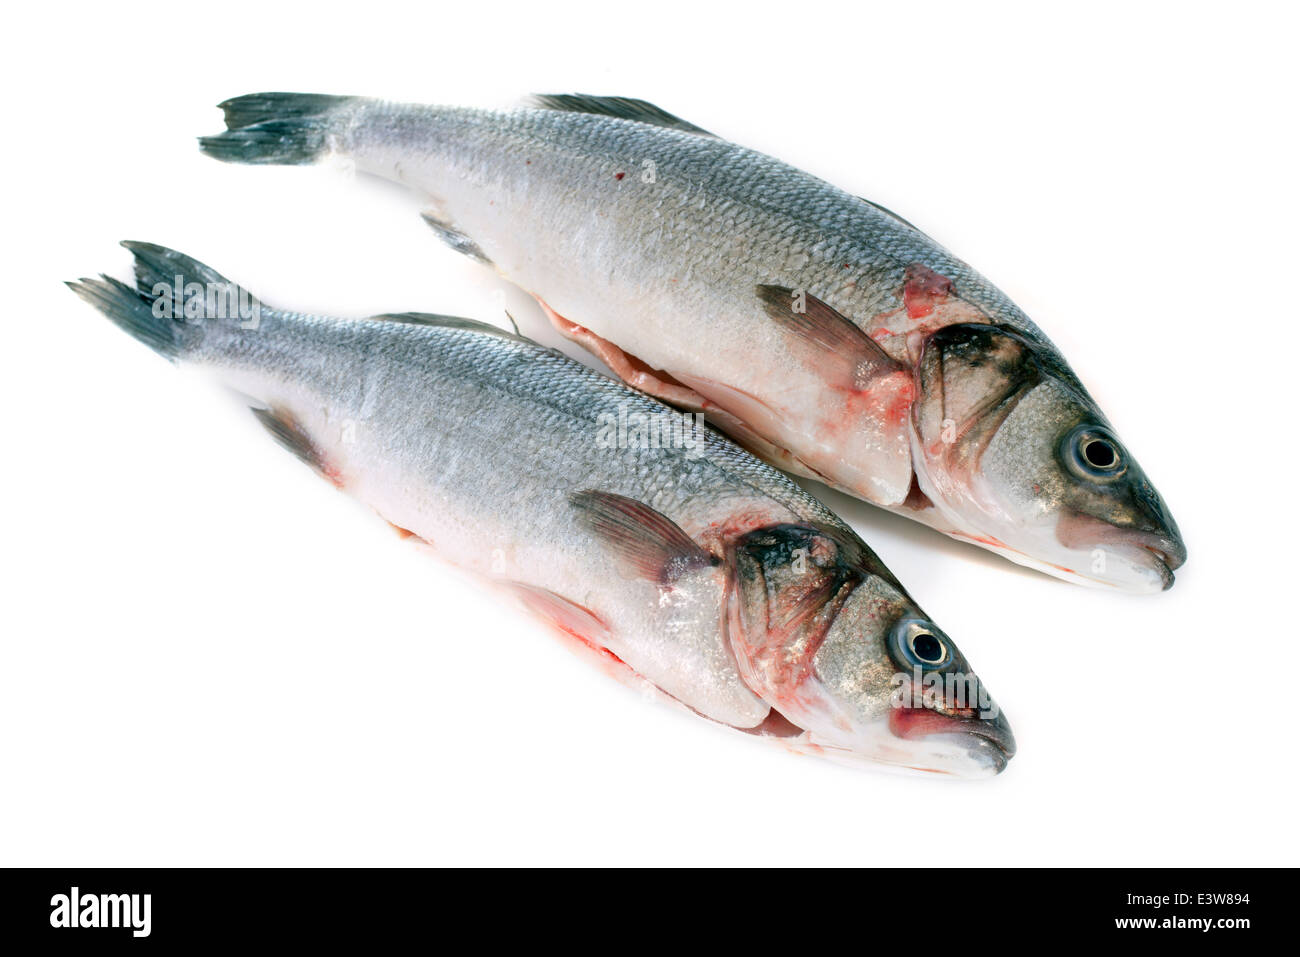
left=888, top=704, right=1016, bottom=775
left=1143, top=546, right=1177, bottom=591
left=1055, top=510, right=1186, bottom=591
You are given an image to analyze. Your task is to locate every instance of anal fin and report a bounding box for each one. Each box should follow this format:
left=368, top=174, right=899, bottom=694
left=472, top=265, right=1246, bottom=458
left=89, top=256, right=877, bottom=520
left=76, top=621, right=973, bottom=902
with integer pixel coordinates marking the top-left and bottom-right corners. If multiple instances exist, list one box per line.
left=250, top=407, right=344, bottom=488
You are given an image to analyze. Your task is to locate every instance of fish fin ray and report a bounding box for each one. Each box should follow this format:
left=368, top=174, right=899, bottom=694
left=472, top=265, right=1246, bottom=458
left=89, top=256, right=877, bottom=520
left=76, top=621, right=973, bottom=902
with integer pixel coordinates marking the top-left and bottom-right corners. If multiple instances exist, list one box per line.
left=216, top=92, right=355, bottom=131
left=249, top=407, right=340, bottom=485
left=370, top=311, right=527, bottom=342
left=66, top=275, right=187, bottom=360
left=756, top=284, right=902, bottom=384
left=121, top=241, right=264, bottom=312
left=419, top=211, right=493, bottom=265
left=200, top=93, right=355, bottom=164
left=68, top=242, right=263, bottom=360
left=569, top=490, right=716, bottom=585
left=857, top=196, right=933, bottom=240
left=508, top=583, right=612, bottom=645
left=526, top=93, right=715, bottom=137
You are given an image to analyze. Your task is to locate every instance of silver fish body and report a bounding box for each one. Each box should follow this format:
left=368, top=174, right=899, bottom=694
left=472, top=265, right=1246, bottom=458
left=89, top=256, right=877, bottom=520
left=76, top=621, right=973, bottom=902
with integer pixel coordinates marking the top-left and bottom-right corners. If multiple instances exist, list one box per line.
left=201, top=93, right=1185, bottom=592
left=68, top=243, right=1014, bottom=777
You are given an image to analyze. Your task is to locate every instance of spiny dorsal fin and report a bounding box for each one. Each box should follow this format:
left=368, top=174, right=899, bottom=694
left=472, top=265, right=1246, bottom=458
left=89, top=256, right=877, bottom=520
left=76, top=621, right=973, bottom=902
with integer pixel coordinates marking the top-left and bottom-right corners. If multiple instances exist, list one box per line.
left=857, top=196, right=932, bottom=240
left=527, top=94, right=715, bottom=137
left=370, top=312, right=528, bottom=342
left=755, top=284, right=902, bottom=386
left=570, top=490, right=717, bottom=586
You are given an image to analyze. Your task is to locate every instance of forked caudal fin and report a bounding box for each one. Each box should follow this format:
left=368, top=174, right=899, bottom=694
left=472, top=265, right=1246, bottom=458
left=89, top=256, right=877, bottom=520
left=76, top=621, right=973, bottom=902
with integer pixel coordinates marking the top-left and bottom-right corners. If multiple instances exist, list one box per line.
left=199, top=92, right=356, bottom=165
left=66, top=242, right=262, bottom=361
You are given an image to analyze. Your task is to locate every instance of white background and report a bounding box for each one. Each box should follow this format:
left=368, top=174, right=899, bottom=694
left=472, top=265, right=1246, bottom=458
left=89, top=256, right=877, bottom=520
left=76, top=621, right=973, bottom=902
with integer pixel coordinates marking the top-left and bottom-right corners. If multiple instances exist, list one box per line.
left=2, top=2, right=1295, bottom=866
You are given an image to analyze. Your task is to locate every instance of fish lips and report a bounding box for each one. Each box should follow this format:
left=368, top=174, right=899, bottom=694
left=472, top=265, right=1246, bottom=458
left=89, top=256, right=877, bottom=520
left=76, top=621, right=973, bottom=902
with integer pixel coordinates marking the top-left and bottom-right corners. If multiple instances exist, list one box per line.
left=888, top=703, right=1017, bottom=776
left=1056, top=509, right=1187, bottom=591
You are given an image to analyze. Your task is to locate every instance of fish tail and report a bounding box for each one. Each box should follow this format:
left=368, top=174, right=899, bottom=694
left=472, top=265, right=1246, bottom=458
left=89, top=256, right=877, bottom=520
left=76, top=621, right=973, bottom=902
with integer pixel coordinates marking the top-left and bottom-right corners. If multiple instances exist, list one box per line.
left=66, top=242, right=263, bottom=360
left=198, top=92, right=356, bottom=164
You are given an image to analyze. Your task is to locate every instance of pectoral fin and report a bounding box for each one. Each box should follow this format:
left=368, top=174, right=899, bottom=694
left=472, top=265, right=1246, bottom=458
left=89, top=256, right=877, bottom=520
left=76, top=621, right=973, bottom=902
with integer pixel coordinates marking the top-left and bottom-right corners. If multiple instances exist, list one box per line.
left=569, top=490, right=716, bottom=586
left=756, top=284, right=903, bottom=390
left=756, top=285, right=917, bottom=507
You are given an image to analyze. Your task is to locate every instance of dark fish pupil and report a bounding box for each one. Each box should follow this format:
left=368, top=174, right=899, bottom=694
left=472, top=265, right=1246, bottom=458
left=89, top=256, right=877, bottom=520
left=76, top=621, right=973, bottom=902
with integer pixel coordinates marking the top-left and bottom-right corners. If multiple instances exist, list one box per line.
left=913, top=632, right=943, bottom=663
left=1083, top=439, right=1117, bottom=469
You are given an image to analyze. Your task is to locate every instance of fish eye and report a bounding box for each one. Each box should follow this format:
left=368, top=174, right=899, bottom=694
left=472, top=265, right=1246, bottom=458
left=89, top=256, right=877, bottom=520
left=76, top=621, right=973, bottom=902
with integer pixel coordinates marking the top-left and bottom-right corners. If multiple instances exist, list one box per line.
left=1063, top=426, right=1127, bottom=481
left=911, top=631, right=944, bottom=663
left=891, top=618, right=951, bottom=669
left=1082, top=437, right=1117, bottom=469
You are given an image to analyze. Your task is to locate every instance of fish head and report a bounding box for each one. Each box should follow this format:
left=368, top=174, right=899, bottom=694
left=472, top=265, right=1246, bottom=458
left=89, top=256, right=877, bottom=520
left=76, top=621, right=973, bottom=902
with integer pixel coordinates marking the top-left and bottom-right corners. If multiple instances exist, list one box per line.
left=912, top=323, right=1185, bottom=592
left=726, top=523, right=1014, bottom=777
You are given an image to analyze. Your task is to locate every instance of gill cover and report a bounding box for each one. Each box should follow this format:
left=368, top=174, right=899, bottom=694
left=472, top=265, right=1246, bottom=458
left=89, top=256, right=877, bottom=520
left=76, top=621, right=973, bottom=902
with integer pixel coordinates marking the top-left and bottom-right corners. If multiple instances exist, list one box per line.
left=912, top=323, right=1185, bottom=590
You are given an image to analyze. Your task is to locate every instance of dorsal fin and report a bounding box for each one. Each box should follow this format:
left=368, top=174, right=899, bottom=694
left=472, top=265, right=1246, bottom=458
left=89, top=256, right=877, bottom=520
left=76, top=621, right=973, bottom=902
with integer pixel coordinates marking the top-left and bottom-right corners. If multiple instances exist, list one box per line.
left=527, top=94, right=715, bottom=137
left=857, top=196, right=933, bottom=240
left=370, top=311, right=528, bottom=342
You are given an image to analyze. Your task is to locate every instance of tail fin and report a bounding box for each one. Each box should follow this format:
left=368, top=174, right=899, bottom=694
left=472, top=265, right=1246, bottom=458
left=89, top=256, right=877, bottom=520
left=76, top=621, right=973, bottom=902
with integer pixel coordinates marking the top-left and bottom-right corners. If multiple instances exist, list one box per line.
left=66, top=274, right=188, bottom=359
left=199, top=92, right=355, bottom=165
left=67, top=242, right=263, bottom=359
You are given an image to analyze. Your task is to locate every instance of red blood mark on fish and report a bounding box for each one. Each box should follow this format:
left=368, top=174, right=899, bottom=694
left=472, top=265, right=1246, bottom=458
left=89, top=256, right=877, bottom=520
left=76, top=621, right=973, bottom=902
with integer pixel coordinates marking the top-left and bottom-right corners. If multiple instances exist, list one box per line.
left=815, top=369, right=916, bottom=453
left=614, top=172, right=625, bottom=180
left=847, top=370, right=916, bottom=428
left=950, top=530, right=1009, bottom=549
left=902, top=263, right=955, bottom=320
left=571, top=631, right=625, bottom=666
left=697, top=507, right=791, bottom=553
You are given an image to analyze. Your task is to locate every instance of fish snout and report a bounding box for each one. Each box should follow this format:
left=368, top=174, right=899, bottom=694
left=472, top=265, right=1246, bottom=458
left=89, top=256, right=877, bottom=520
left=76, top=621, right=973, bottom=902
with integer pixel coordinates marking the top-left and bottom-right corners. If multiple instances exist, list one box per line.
left=889, top=700, right=1017, bottom=776
left=1139, top=531, right=1186, bottom=573
left=1107, top=525, right=1186, bottom=591
left=1056, top=508, right=1186, bottom=590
